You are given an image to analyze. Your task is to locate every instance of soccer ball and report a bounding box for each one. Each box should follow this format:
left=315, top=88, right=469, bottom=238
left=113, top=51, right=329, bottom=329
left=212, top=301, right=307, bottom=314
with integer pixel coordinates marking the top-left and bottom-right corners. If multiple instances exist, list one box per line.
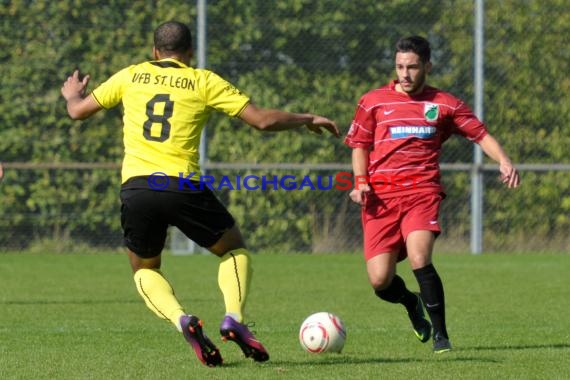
left=299, top=312, right=346, bottom=353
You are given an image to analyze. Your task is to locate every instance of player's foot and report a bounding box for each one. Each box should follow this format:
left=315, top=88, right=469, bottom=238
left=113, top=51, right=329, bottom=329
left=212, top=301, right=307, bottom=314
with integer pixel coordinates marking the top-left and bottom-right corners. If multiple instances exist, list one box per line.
left=220, top=316, right=269, bottom=362
left=180, top=315, right=223, bottom=367
left=408, top=294, right=432, bottom=343
left=433, top=332, right=452, bottom=353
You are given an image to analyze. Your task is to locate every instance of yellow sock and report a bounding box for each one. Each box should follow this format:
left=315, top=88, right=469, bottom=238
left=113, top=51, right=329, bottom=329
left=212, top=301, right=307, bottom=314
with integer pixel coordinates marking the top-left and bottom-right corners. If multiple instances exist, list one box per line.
left=134, top=268, right=186, bottom=331
left=218, top=248, right=252, bottom=323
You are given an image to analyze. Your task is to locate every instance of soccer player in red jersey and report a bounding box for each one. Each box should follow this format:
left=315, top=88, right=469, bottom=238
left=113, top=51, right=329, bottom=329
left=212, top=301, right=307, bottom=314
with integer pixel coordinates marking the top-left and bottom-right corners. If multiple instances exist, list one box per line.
left=345, top=36, right=520, bottom=353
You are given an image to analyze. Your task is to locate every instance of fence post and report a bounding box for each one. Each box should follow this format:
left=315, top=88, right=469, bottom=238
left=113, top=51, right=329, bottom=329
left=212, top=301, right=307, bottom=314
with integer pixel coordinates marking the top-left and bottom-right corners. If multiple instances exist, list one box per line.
left=471, top=0, right=484, bottom=254
left=170, top=0, right=208, bottom=255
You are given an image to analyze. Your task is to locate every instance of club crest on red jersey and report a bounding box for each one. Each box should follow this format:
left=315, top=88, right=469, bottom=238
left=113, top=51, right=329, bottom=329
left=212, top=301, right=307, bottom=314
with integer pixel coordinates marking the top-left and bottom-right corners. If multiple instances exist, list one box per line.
left=424, top=103, right=439, bottom=122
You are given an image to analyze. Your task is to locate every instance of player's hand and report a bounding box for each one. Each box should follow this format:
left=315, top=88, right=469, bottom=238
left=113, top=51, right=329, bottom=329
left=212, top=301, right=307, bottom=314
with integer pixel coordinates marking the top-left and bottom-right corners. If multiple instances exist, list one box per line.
left=499, top=162, right=520, bottom=188
left=61, top=70, right=91, bottom=101
left=306, top=116, right=341, bottom=138
left=349, top=184, right=371, bottom=206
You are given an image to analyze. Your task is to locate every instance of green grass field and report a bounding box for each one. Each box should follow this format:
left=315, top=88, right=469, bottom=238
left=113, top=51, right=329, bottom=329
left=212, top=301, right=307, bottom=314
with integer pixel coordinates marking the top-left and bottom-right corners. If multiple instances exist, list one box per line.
left=1, top=252, right=569, bottom=379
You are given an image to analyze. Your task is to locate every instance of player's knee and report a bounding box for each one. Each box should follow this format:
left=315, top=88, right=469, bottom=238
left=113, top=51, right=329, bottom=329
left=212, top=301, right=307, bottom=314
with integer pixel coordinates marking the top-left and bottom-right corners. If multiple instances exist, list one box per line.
left=408, top=255, right=432, bottom=270
left=208, top=229, right=246, bottom=256
left=373, top=274, right=408, bottom=303
left=369, top=273, right=394, bottom=291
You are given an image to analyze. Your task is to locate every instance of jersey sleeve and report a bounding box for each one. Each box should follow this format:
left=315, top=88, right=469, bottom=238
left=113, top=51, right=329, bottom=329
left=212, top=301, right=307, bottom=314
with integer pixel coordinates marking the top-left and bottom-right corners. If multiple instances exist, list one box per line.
left=450, top=99, right=488, bottom=143
left=201, top=71, right=250, bottom=117
left=344, top=97, right=375, bottom=149
left=90, top=67, right=132, bottom=109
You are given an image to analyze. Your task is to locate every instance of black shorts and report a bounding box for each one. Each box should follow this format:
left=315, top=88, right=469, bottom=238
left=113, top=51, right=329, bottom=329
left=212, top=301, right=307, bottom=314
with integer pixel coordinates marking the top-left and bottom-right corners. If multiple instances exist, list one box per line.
left=120, top=179, right=235, bottom=258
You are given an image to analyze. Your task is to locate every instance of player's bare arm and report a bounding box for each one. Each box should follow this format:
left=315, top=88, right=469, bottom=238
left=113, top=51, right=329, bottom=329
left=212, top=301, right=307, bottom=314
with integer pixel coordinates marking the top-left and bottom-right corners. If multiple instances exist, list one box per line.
left=478, top=134, right=521, bottom=188
left=349, top=147, right=371, bottom=205
left=61, top=70, right=102, bottom=120
left=239, top=103, right=340, bottom=137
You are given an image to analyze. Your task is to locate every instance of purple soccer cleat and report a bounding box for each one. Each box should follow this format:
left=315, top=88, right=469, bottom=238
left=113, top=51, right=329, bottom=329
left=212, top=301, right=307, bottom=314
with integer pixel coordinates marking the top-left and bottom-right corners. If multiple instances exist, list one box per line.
left=180, top=315, right=223, bottom=367
left=219, top=316, right=269, bottom=362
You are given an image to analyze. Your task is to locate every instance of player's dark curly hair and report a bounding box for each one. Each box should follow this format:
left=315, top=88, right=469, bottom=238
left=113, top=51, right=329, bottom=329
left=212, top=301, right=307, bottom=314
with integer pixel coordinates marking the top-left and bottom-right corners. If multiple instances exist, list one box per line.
left=395, top=36, right=431, bottom=63
left=154, top=21, right=192, bottom=53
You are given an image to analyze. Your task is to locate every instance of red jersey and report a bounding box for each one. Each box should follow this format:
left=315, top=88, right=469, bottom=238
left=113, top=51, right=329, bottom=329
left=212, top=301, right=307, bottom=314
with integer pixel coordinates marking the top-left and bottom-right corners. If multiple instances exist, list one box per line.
left=344, top=80, right=488, bottom=198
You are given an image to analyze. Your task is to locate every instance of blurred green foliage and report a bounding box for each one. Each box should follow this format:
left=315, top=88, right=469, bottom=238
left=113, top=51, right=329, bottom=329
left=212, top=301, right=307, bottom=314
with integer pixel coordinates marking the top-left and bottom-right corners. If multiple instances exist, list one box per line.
left=0, top=0, right=568, bottom=252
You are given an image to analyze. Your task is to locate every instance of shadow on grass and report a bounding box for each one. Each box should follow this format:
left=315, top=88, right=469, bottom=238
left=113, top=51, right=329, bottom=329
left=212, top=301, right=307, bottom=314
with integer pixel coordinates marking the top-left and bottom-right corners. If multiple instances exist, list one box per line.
left=461, top=343, right=570, bottom=352
left=269, top=354, right=500, bottom=367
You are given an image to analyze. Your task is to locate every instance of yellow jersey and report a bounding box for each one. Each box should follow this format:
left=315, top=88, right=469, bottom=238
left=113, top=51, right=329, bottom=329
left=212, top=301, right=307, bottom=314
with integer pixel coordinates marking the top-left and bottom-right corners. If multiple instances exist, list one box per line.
left=91, top=58, right=250, bottom=183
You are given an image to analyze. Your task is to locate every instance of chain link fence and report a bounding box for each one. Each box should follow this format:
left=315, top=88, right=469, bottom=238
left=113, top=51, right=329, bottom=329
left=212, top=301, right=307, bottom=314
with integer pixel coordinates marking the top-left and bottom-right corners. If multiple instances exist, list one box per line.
left=0, top=1, right=568, bottom=254
left=2, top=163, right=568, bottom=253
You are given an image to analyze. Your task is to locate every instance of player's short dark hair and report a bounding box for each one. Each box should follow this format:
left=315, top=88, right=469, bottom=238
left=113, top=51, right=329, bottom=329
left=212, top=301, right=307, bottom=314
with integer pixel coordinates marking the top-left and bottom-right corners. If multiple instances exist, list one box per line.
left=154, top=21, right=192, bottom=53
left=395, top=36, right=431, bottom=63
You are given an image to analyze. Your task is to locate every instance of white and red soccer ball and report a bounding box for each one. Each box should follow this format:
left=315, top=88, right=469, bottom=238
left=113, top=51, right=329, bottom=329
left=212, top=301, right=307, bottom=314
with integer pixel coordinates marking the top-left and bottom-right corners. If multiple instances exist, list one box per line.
left=299, top=312, right=346, bottom=353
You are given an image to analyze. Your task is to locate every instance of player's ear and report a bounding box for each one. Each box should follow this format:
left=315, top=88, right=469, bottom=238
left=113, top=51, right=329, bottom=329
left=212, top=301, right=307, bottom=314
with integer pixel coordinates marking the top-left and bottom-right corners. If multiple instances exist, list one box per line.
left=425, top=61, right=432, bottom=74
left=152, top=46, right=160, bottom=60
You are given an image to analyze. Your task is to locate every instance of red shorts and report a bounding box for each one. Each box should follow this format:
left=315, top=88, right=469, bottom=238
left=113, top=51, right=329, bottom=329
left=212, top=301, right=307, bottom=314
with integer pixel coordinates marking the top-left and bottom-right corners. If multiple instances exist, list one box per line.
left=361, top=191, right=442, bottom=261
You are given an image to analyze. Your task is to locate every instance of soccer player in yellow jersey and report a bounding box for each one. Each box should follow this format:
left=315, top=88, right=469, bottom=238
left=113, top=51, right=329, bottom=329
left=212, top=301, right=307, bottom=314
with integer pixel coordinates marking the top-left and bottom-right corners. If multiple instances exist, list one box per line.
left=61, top=20, right=339, bottom=367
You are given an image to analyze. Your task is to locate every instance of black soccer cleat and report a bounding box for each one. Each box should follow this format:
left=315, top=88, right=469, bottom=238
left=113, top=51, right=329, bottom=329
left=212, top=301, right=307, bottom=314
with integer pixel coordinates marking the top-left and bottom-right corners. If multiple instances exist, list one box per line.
left=433, top=332, right=452, bottom=353
left=408, top=294, right=432, bottom=343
